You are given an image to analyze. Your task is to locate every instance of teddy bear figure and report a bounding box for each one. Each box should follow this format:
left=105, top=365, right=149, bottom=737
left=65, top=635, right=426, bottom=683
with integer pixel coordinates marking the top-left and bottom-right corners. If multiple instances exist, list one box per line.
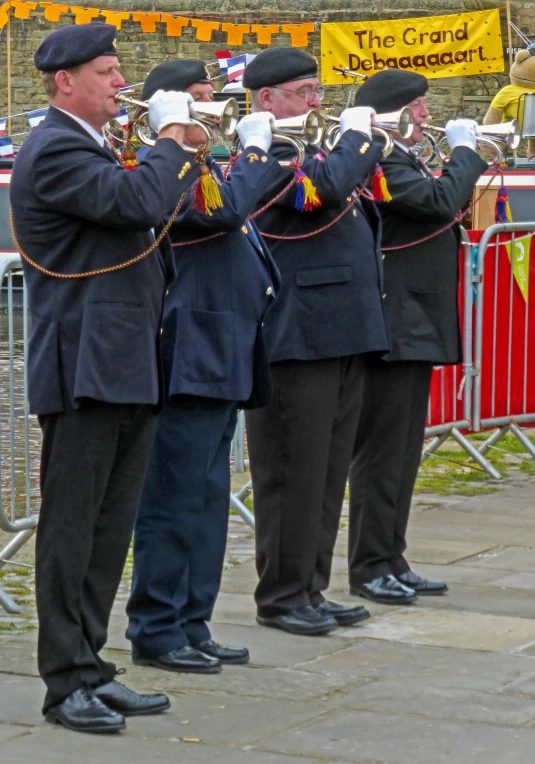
left=484, top=43, right=535, bottom=160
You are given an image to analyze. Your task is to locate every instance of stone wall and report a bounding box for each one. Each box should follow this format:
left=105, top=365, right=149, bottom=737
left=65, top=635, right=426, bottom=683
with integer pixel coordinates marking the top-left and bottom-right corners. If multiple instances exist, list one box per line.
left=0, top=0, right=533, bottom=131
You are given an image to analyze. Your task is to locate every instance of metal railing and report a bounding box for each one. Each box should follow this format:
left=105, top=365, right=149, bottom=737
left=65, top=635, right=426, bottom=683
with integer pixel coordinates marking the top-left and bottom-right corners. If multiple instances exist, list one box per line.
left=0, top=255, right=38, bottom=614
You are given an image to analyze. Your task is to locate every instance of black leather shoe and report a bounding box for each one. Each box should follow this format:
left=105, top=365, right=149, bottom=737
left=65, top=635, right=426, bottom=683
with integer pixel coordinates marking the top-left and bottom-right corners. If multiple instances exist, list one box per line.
left=397, top=570, right=448, bottom=596
left=94, top=679, right=170, bottom=716
left=350, top=574, right=418, bottom=604
left=315, top=600, right=370, bottom=626
left=132, top=645, right=222, bottom=674
left=45, top=687, right=126, bottom=734
left=256, top=605, right=338, bottom=636
left=194, top=639, right=250, bottom=665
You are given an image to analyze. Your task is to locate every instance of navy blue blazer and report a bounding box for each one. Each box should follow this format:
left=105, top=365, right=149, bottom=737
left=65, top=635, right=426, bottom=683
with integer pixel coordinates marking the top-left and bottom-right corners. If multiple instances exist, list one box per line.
left=255, top=130, right=390, bottom=363
left=10, top=106, right=199, bottom=415
left=161, top=147, right=282, bottom=408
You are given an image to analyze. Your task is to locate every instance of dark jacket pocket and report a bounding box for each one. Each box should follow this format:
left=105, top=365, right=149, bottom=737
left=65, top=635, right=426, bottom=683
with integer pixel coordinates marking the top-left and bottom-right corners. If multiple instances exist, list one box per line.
left=169, top=308, right=235, bottom=385
left=296, top=265, right=352, bottom=287
left=73, top=301, right=159, bottom=404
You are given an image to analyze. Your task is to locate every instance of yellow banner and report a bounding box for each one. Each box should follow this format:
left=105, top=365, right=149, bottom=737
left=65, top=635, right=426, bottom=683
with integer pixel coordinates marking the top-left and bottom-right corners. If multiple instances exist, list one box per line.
left=321, top=9, right=503, bottom=84
left=505, top=234, right=531, bottom=303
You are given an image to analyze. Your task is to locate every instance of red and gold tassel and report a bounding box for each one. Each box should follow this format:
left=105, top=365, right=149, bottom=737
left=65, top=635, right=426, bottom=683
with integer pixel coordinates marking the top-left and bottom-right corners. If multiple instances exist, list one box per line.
left=290, top=159, right=321, bottom=212
left=495, top=184, right=512, bottom=223
left=120, top=124, right=140, bottom=171
left=372, top=165, right=392, bottom=203
left=191, top=165, right=223, bottom=216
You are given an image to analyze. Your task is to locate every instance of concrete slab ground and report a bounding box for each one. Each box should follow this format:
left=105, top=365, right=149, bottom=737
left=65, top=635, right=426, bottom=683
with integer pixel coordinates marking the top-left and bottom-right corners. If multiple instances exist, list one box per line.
left=2, top=478, right=535, bottom=762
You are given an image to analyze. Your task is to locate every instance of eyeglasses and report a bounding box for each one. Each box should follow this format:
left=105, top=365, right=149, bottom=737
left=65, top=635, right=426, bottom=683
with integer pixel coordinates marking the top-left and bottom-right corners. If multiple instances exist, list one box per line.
left=275, top=85, right=325, bottom=102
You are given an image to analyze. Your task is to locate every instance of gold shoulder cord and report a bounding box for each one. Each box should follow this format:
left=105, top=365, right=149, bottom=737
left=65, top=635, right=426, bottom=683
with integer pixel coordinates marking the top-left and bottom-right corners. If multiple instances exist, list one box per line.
left=9, top=191, right=187, bottom=279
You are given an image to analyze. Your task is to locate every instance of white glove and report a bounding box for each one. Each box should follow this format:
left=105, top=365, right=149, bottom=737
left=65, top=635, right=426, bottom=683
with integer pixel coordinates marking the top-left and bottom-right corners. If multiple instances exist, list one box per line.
left=236, top=112, right=275, bottom=153
left=148, top=90, right=194, bottom=133
left=339, top=106, right=376, bottom=140
left=445, top=118, right=478, bottom=151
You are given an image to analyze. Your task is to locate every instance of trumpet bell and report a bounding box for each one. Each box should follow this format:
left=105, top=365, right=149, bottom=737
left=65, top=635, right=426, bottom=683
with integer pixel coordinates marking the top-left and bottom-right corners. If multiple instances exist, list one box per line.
left=374, top=107, right=414, bottom=140
left=477, top=119, right=521, bottom=150
left=189, top=98, right=240, bottom=137
left=273, top=110, right=325, bottom=146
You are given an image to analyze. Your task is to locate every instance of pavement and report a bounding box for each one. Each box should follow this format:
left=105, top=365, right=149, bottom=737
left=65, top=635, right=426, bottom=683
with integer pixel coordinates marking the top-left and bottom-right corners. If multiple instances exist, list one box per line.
left=2, top=473, right=535, bottom=763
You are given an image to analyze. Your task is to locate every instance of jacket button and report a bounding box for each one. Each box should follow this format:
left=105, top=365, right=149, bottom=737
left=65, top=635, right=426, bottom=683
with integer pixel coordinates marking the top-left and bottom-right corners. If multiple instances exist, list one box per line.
left=242, top=225, right=248, bottom=234
left=160, top=328, right=164, bottom=334
left=382, top=293, right=387, bottom=299
left=352, top=209, right=357, bottom=217
left=382, top=254, right=385, bottom=261
left=165, top=290, right=169, bottom=296
left=266, top=286, right=273, bottom=296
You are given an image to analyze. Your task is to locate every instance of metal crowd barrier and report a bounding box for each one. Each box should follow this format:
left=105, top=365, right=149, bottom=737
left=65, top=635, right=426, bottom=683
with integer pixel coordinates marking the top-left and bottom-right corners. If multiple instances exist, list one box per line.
left=472, top=222, right=535, bottom=463
left=421, top=228, right=500, bottom=477
left=0, top=254, right=38, bottom=614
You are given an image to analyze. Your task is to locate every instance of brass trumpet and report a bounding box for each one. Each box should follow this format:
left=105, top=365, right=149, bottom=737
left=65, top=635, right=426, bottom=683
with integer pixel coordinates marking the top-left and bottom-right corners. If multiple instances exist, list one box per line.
left=422, top=119, right=521, bottom=165
left=323, top=108, right=414, bottom=156
left=114, top=92, right=240, bottom=153
left=232, top=110, right=325, bottom=166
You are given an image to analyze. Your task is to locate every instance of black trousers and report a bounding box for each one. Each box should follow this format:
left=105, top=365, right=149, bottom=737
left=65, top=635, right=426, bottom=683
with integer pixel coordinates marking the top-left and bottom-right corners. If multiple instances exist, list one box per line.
left=348, top=358, right=433, bottom=586
left=36, top=400, right=156, bottom=713
left=246, top=355, right=365, bottom=618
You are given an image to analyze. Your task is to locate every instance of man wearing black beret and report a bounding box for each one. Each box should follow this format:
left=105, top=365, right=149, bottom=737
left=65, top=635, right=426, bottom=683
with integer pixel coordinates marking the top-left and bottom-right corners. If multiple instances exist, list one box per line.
left=348, top=70, right=487, bottom=604
left=125, top=60, right=282, bottom=672
left=10, top=23, right=201, bottom=733
left=243, top=48, right=390, bottom=636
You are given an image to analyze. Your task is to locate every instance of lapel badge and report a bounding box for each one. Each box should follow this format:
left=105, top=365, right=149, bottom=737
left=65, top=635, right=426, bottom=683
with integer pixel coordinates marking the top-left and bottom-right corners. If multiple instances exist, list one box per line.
left=247, top=152, right=259, bottom=163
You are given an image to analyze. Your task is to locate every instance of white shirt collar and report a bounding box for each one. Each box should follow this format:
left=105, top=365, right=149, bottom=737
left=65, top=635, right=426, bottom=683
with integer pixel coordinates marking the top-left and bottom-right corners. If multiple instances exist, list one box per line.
left=393, top=139, right=410, bottom=154
left=52, top=106, right=106, bottom=147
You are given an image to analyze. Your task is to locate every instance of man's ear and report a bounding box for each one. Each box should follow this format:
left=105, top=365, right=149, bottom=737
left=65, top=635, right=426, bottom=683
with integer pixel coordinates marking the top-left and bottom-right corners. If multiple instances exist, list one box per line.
left=258, top=86, right=275, bottom=112
left=55, top=70, right=74, bottom=96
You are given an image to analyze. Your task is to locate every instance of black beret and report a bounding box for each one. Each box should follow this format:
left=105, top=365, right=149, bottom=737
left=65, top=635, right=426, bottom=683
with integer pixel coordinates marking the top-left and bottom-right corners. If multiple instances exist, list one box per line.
left=142, top=60, right=211, bottom=100
left=34, top=23, right=117, bottom=72
left=242, top=47, right=317, bottom=89
left=354, top=70, right=428, bottom=112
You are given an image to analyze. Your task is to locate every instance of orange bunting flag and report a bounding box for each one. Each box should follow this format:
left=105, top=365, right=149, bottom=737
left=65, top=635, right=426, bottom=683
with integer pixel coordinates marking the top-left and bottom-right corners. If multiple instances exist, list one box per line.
left=251, top=24, right=280, bottom=45
left=191, top=18, right=219, bottom=42
left=40, top=2, right=69, bottom=21
left=282, top=23, right=315, bottom=47
left=11, top=0, right=37, bottom=19
left=0, top=0, right=10, bottom=28
left=221, top=23, right=250, bottom=45
left=70, top=6, right=100, bottom=24
left=101, top=9, right=130, bottom=29
left=160, top=13, right=189, bottom=37
left=132, top=11, right=160, bottom=33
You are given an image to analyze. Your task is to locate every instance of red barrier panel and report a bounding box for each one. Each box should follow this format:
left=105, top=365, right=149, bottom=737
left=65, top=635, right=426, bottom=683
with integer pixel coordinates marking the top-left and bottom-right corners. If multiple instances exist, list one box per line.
left=426, top=243, right=468, bottom=430
left=469, top=228, right=535, bottom=425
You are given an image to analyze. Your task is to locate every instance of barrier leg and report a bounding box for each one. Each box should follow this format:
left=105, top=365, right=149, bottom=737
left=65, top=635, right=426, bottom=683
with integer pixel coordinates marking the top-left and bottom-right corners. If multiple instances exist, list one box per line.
left=233, top=411, right=246, bottom=474
left=451, top=427, right=502, bottom=479
left=477, top=425, right=510, bottom=458
left=509, top=423, right=535, bottom=460
left=229, top=492, right=255, bottom=530
left=0, top=527, right=36, bottom=614
left=235, top=479, right=253, bottom=502
left=421, top=432, right=450, bottom=464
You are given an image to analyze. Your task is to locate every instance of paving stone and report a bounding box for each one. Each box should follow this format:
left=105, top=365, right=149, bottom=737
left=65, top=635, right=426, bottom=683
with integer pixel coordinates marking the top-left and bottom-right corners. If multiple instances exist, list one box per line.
left=220, top=559, right=258, bottom=594
left=334, top=679, right=535, bottom=725
left=0, top=675, right=44, bottom=726
left=487, top=572, right=535, bottom=590
left=107, top=622, right=350, bottom=669
left=0, top=727, right=318, bottom=764
left=292, top=640, right=534, bottom=690
left=261, top=710, right=535, bottom=763
left=412, top=583, right=535, bottom=619
left=404, top=539, right=498, bottom=564
left=0, top=723, right=35, bottom=743
left=100, top=653, right=365, bottom=702
left=340, top=608, right=535, bottom=651
left=459, top=547, right=535, bottom=572
left=125, top=693, right=333, bottom=746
